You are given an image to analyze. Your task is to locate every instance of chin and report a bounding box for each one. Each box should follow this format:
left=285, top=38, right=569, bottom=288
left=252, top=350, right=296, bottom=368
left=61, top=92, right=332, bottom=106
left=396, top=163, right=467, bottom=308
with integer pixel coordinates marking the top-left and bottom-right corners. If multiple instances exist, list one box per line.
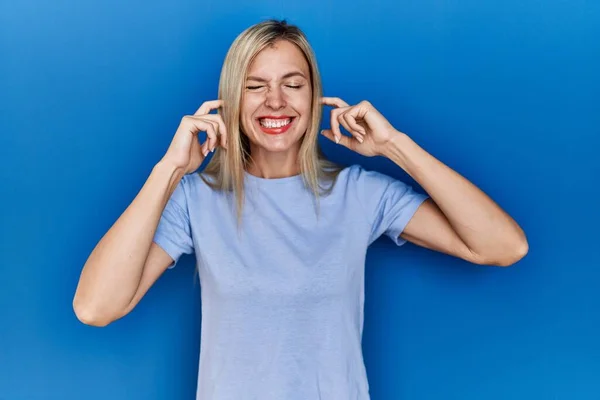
left=256, top=137, right=300, bottom=153
left=245, top=121, right=307, bottom=153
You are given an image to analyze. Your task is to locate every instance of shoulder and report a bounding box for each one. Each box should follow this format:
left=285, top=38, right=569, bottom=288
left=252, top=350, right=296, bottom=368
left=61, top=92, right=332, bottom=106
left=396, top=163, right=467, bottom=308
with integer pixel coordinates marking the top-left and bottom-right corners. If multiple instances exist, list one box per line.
left=340, top=164, right=423, bottom=210
left=337, top=163, right=397, bottom=188
left=328, top=163, right=398, bottom=205
left=179, top=171, right=217, bottom=194
left=330, top=163, right=367, bottom=183
left=168, top=172, right=216, bottom=208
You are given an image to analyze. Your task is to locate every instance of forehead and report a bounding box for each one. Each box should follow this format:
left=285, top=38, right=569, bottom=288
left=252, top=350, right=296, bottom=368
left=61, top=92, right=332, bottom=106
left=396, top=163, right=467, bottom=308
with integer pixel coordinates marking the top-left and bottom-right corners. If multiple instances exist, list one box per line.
left=247, top=40, right=310, bottom=78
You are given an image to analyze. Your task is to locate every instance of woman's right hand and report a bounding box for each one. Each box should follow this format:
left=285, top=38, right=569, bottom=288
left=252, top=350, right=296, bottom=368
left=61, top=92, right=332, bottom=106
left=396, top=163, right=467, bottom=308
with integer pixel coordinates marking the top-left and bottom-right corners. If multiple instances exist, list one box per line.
left=160, top=99, right=228, bottom=175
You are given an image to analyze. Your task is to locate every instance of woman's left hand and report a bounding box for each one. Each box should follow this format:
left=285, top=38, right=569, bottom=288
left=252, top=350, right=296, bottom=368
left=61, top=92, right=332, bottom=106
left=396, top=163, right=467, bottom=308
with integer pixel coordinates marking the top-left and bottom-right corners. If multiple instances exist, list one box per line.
left=320, top=97, right=401, bottom=157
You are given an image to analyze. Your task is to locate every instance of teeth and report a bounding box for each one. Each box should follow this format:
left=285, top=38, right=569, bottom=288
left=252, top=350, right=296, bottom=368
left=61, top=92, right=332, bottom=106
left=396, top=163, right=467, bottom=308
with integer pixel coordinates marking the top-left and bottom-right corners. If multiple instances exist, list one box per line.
left=259, top=118, right=291, bottom=128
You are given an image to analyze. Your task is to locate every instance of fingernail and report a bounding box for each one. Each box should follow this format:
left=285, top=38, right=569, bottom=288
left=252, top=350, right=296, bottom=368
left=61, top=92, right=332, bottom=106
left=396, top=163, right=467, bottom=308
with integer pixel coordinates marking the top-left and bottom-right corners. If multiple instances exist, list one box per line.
left=357, top=137, right=364, bottom=143
left=335, top=135, right=340, bottom=144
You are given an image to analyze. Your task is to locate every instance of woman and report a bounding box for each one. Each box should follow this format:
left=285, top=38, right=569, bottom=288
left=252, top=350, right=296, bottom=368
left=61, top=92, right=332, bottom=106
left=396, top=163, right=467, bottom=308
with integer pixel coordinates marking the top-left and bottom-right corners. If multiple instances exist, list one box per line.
left=73, top=19, right=528, bottom=399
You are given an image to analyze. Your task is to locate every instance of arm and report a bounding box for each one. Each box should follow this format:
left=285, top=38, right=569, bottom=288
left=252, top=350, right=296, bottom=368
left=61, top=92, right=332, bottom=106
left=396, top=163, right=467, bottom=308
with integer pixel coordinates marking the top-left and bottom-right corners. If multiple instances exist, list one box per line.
left=72, top=161, right=185, bottom=326
left=320, top=97, right=527, bottom=266
left=384, top=133, right=528, bottom=267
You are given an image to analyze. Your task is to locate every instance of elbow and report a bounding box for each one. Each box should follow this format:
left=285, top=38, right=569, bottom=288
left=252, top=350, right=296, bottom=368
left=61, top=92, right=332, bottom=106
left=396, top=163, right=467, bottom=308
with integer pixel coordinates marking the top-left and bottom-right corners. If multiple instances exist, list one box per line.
left=471, top=233, right=529, bottom=267
left=492, top=238, right=529, bottom=267
left=72, top=298, right=117, bottom=327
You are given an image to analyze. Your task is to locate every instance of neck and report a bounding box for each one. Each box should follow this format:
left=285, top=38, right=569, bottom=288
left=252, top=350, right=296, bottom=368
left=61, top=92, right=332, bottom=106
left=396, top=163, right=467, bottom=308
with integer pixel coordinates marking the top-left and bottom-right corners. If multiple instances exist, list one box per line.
left=246, top=145, right=301, bottom=179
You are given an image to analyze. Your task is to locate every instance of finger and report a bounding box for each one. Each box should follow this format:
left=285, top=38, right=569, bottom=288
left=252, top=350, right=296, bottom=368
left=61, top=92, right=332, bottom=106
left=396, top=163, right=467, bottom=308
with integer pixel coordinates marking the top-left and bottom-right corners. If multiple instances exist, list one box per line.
left=342, top=112, right=366, bottom=139
left=320, top=129, right=355, bottom=151
left=321, top=97, right=350, bottom=108
left=199, top=114, right=228, bottom=150
left=195, top=99, right=224, bottom=116
left=320, top=129, right=340, bottom=145
left=330, top=107, right=350, bottom=143
left=346, top=103, right=370, bottom=126
left=339, top=112, right=364, bottom=143
left=200, top=118, right=218, bottom=155
left=322, top=97, right=351, bottom=143
left=187, top=116, right=217, bottom=156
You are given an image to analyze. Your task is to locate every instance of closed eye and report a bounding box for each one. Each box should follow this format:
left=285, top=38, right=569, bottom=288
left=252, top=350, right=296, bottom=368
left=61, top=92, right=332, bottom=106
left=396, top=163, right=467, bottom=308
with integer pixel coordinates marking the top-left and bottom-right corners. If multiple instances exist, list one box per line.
left=245, top=85, right=303, bottom=90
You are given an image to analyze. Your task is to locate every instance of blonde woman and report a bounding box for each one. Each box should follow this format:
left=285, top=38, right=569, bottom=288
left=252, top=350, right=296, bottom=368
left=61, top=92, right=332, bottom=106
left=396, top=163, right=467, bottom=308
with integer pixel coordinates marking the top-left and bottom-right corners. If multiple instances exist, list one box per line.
left=73, top=19, right=528, bottom=399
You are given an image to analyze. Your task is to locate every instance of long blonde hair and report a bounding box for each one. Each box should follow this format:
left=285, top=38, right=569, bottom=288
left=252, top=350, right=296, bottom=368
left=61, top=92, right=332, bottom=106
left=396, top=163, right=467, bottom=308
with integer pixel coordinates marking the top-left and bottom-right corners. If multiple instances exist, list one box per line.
left=200, top=19, right=343, bottom=224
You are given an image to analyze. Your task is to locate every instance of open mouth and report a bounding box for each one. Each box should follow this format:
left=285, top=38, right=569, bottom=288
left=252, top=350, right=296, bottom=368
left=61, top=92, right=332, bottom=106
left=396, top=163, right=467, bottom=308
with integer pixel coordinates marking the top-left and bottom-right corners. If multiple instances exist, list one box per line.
left=256, top=117, right=295, bottom=135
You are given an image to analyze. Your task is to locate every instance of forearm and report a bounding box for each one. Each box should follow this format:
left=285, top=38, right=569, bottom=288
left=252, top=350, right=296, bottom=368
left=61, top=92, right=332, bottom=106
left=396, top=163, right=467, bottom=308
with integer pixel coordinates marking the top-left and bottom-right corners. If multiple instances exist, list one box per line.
left=382, top=132, right=527, bottom=263
left=73, top=160, right=184, bottom=323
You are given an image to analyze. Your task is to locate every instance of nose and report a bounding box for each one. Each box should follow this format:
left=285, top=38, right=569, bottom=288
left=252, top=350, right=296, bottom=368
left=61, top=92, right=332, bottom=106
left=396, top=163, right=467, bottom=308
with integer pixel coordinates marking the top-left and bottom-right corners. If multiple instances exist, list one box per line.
left=264, top=86, right=285, bottom=110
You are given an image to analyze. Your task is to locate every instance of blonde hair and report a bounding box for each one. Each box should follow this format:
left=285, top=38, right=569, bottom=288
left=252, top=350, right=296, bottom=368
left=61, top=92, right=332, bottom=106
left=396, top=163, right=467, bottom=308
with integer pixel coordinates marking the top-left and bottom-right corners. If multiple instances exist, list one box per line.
left=200, top=19, right=343, bottom=224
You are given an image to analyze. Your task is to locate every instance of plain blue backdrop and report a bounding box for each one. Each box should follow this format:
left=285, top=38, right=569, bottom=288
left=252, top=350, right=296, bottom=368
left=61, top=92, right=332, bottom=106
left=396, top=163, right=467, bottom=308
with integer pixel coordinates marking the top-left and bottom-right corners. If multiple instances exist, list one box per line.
left=1, top=0, right=599, bottom=399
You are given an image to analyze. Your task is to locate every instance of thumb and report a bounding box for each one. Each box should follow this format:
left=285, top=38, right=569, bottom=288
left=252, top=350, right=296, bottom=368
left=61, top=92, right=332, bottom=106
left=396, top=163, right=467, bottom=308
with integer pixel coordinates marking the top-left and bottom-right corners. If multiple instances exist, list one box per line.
left=320, top=129, right=344, bottom=146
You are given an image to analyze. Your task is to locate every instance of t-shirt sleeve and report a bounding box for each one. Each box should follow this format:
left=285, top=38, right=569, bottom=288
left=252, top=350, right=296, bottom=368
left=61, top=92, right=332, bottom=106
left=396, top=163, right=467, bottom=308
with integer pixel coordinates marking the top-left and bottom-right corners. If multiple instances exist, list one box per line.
left=353, top=165, right=429, bottom=246
left=152, top=176, right=194, bottom=269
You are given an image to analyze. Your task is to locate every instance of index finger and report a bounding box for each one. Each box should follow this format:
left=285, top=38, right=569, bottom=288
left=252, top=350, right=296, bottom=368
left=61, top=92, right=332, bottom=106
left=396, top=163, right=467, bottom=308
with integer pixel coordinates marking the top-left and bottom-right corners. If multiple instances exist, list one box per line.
left=195, top=99, right=224, bottom=116
left=320, top=97, right=349, bottom=108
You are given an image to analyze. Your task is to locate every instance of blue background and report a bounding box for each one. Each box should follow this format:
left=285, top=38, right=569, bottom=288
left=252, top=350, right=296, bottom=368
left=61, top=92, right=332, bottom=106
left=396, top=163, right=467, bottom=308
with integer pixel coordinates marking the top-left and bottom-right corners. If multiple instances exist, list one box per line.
left=1, top=0, right=599, bottom=399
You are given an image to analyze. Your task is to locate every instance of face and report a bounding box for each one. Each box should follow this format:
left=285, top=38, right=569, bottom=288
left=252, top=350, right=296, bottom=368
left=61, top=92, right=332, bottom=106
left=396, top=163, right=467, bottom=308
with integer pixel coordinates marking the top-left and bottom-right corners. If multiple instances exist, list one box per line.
left=240, top=40, right=312, bottom=158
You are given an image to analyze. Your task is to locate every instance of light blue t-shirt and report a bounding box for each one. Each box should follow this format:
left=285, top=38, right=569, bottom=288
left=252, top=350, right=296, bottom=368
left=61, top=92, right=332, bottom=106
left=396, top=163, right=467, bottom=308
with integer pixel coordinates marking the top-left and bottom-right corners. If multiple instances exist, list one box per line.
left=153, top=163, right=428, bottom=400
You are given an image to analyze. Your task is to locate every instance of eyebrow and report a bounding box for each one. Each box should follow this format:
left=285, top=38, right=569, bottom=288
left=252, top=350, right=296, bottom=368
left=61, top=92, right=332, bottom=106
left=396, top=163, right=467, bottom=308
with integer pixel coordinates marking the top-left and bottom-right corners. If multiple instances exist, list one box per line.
left=246, top=71, right=307, bottom=82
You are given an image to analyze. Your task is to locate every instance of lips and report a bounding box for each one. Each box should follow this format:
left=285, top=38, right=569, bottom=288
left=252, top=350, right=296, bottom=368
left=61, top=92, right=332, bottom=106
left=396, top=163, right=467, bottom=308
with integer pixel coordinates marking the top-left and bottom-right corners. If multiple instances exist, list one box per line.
left=257, top=115, right=293, bottom=120
left=256, top=116, right=295, bottom=135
